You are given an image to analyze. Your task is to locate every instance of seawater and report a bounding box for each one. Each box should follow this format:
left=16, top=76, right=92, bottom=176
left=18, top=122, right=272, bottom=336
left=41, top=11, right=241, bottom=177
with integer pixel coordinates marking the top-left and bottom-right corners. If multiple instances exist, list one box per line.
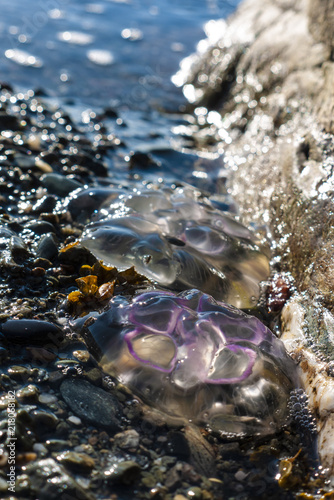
left=0, top=0, right=240, bottom=111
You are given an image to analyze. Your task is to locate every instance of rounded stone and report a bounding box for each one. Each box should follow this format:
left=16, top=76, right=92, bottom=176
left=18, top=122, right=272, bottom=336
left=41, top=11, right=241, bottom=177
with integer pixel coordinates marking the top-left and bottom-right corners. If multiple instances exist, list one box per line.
left=1, top=319, right=63, bottom=345
left=104, top=460, right=141, bottom=484
left=60, top=378, right=123, bottom=431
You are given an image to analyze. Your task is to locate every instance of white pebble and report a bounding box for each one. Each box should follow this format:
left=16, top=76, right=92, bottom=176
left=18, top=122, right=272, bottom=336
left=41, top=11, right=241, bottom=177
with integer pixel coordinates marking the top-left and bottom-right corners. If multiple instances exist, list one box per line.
left=68, top=415, right=82, bottom=425
left=39, top=393, right=57, bottom=404
left=33, top=443, right=48, bottom=454
left=235, top=470, right=248, bottom=481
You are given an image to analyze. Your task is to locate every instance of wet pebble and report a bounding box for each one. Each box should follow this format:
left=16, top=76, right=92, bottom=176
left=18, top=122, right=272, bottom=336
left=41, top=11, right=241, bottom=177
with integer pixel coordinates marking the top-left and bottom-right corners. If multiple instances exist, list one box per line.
left=68, top=415, right=82, bottom=426
left=40, top=173, right=82, bottom=197
left=60, top=378, right=123, bottom=431
left=0, top=110, right=20, bottom=131
left=186, top=487, right=202, bottom=499
left=73, top=350, right=90, bottom=363
left=17, top=384, right=40, bottom=402
left=31, top=195, right=58, bottom=214
left=35, top=157, right=53, bottom=173
left=24, top=220, right=56, bottom=235
left=104, top=460, right=141, bottom=484
left=7, top=365, right=30, bottom=378
left=1, top=319, right=63, bottom=345
left=25, top=458, right=95, bottom=500
left=31, top=410, right=59, bottom=429
left=33, top=443, right=48, bottom=455
left=36, top=233, right=58, bottom=260
left=56, top=451, right=95, bottom=473
left=39, top=393, right=58, bottom=405
left=45, top=439, right=70, bottom=451
left=114, top=429, right=140, bottom=450
left=14, top=153, right=36, bottom=169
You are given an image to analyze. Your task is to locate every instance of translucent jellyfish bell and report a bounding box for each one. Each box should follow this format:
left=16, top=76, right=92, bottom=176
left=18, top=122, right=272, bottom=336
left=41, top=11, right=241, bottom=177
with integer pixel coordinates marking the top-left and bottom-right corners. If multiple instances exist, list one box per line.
left=80, top=187, right=269, bottom=308
left=79, top=289, right=299, bottom=437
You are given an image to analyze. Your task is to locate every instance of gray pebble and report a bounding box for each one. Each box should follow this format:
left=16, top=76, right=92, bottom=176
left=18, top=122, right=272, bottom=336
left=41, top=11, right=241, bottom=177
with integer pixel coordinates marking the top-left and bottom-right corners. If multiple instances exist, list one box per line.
left=1, top=319, right=63, bottom=345
left=45, top=439, right=70, bottom=451
left=60, top=378, right=123, bottom=431
left=31, top=410, right=59, bottom=429
left=40, top=173, right=82, bottom=197
left=114, top=429, right=140, bottom=450
left=24, top=220, right=56, bottom=235
left=104, top=460, right=141, bottom=484
left=36, top=233, right=58, bottom=260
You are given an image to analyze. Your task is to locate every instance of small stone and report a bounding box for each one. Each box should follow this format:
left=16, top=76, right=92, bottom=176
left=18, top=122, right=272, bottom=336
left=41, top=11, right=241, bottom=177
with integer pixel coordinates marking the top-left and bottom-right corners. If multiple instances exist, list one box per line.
left=15, top=153, right=36, bottom=169
left=68, top=415, right=82, bottom=426
left=31, top=266, right=46, bottom=277
left=36, top=233, right=58, bottom=260
left=235, top=470, right=248, bottom=481
left=25, top=220, right=56, bottom=235
left=31, top=195, right=57, bottom=215
left=31, top=410, right=59, bottom=429
left=17, top=384, right=39, bottom=402
left=56, top=451, right=95, bottom=473
left=60, top=378, right=123, bottom=431
left=186, top=487, right=203, bottom=500
left=165, top=464, right=183, bottom=490
left=1, top=319, right=63, bottom=345
left=7, top=365, right=29, bottom=379
left=25, top=458, right=95, bottom=500
left=33, top=443, right=48, bottom=454
left=40, top=173, right=82, bottom=197
left=73, top=350, right=90, bottom=363
left=104, top=460, right=141, bottom=484
left=114, top=429, right=140, bottom=450
left=39, top=393, right=58, bottom=405
left=35, top=157, right=53, bottom=173
left=45, top=439, right=70, bottom=451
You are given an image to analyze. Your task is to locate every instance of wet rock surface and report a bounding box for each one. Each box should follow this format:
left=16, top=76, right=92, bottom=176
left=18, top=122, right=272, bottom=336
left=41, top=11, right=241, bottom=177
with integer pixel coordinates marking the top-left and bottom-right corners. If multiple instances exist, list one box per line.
left=177, top=0, right=334, bottom=481
left=60, top=378, right=123, bottom=431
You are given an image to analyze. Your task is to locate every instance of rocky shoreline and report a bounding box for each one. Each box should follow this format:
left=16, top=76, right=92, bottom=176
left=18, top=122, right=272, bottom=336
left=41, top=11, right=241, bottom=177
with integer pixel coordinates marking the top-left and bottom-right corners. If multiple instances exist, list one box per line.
left=176, top=0, right=334, bottom=481
left=2, top=0, right=334, bottom=495
left=0, top=78, right=328, bottom=499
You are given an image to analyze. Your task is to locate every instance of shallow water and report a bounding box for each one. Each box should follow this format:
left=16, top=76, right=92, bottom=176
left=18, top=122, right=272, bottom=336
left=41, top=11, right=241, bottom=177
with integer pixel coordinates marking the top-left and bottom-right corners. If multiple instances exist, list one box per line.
left=0, top=0, right=240, bottom=110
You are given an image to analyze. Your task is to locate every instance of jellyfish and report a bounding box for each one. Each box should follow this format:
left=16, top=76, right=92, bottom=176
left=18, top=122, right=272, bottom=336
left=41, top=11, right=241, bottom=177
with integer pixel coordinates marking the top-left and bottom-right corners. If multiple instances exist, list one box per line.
left=80, top=187, right=269, bottom=308
left=77, top=289, right=298, bottom=437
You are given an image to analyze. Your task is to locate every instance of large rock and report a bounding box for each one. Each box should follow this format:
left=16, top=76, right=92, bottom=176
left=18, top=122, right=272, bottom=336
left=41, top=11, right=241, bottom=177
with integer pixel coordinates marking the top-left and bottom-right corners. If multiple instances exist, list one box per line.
left=308, top=0, right=334, bottom=48
left=176, top=0, right=334, bottom=479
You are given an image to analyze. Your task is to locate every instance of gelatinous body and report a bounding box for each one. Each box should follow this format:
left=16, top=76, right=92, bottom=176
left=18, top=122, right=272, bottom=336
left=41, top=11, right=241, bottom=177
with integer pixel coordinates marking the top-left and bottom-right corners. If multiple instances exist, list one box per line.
left=80, top=289, right=298, bottom=437
left=80, top=187, right=269, bottom=307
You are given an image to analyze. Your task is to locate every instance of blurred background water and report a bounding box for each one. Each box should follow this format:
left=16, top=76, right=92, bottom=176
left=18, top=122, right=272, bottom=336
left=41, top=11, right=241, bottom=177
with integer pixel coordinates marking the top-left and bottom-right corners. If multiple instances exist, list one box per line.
left=0, top=0, right=240, bottom=111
